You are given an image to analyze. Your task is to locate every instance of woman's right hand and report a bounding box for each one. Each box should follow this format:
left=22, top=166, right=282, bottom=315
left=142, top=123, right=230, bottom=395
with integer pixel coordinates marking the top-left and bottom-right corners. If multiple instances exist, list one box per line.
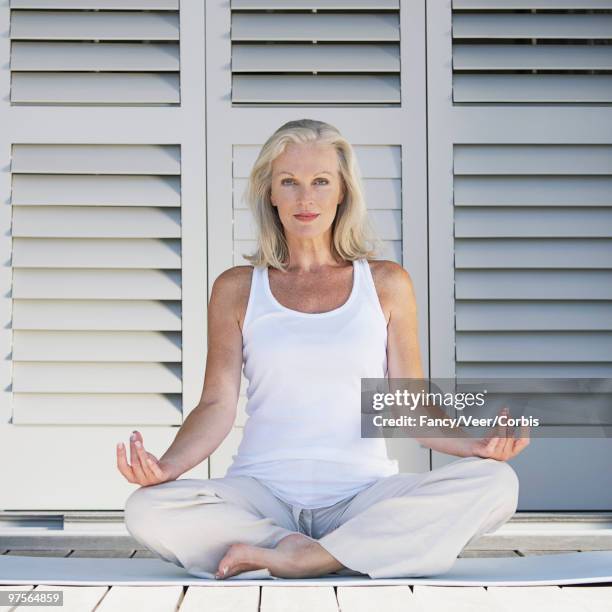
left=117, top=430, right=180, bottom=486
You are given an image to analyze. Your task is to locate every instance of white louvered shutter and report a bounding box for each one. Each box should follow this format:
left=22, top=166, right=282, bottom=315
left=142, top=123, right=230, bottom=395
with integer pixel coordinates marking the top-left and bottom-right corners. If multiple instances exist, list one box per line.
left=452, top=0, right=612, bottom=103
left=10, top=0, right=180, bottom=105
left=230, top=0, right=401, bottom=105
left=207, top=0, right=431, bottom=476
left=0, top=3, right=207, bottom=509
left=428, top=1, right=612, bottom=509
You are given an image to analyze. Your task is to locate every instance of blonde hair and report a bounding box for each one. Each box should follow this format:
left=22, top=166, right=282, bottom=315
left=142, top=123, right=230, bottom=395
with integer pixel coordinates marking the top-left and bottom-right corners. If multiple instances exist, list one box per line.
left=241, top=118, right=384, bottom=270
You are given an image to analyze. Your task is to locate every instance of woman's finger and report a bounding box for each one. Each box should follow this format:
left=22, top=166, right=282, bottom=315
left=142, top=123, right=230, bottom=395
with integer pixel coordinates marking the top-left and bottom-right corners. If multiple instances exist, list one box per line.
left=512, top=426, right=531, bottom=454
left=498, top=407, right=511, bottom=437
left=130, top=434, right=147, bottom=483
left=116, top=442, right=135, bottom=482
left=134, top=439, right=156, bottom=482
left=500, top=436, right=515, bottom=460
left=490, top=436, right=505, bottom=458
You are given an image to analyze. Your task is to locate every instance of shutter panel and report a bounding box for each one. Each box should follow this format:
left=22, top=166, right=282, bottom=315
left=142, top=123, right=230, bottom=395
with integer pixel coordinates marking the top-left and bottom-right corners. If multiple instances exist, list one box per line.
left=453, top=143, right=612, bottom=378
left=11, top=144, right=183, bottom=425
left=0, top=2, right=207, bottom=509
left=452, top=1, right=612, bottom=103
left=427, top=1, right=612, bottom=508
left=230, top=1, right=401, bottom=104
left=10, top=1, right=180, bottom=105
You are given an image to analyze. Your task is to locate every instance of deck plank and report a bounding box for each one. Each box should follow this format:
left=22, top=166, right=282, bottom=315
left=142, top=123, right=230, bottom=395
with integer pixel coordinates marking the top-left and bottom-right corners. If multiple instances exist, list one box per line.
left=69, top=549, right=133, bottom=558
left=30, top=584, right=108, bottom=612
left=95, top=586, right=183, bottom=612
left=5, top=549, right=71, bottom=557
left=560, top=586, right=612, bottom=612
left=518, top=550, right=580, bottom=556
left=487, top=586, right=587, bottom=612
left=413, top=585, right=501, bottom=611
left=460, top=550, right=520, bottom=557
left=132, top=549, right=158, bottom=558
left=336, top=585, right=416, bottom=611
left=180, top=585, right=260, bottom=611
left=260, top=586, right=338, bottom=612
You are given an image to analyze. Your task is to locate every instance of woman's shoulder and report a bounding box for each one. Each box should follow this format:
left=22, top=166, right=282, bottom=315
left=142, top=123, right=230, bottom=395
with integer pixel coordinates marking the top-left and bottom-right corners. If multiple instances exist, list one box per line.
left=366, top=259, right=410, bottom=283
left=210, top=266, right=256, bottom=329
left=213, top=265, right=255, bottom=296
left=366, top=259, right=415, bottom=301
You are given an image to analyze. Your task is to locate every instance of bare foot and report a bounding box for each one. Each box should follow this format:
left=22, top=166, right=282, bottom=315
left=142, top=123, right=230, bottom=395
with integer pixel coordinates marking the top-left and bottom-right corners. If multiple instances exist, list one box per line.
left=215, top=533, right=345, bottom=579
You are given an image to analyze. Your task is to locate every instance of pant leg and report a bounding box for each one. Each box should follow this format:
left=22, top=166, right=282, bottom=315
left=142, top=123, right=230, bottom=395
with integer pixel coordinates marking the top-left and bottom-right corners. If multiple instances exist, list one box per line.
left=123, top=475, right=299, bottom=578
left=317, top=456, right=520, bottom=579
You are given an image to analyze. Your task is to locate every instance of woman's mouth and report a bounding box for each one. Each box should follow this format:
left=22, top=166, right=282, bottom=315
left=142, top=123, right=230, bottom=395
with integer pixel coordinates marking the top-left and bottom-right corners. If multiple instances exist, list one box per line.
left=294, top=213, right=319, bottom=222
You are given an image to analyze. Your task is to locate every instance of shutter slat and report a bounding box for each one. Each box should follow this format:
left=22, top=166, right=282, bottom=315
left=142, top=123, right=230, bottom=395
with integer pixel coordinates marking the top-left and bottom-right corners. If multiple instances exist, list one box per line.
left=11, top=0, right=178, bottom=7
left=11, top=42, right=179, bottom=71
left=456, top=270, right=612, bottom=299
left=13, top=269, right=181, bottom=299
left=453, top=44, right=612, bottom=71
left=13, top=330, right=181, bottom=361
left=13, top=206, right=181, bottom=237
left=454, top=74, right=612, bottom=103
left=13, top=238, right=181, bottom=268
left=13, top=299, right=181, bottom=331
left=232, top=74, right=400, bottom=104
left=455, top=176, right=612, bottom=206
left=231, top=13, right=399, bottom=42
left=456, top=301, right=612, bottom=331
left=453, top=0, right=612, bottom=9
left=458, top=363, right=612, bottom=378
left=12, top=72, right=180, bottom=104
left=232, top=0, right=399, bottom=9
left=13, top=362, right=181, bottom=393
left=232, top=43, right=399, bottom=73
left=12, top=144, right=181, bottom=174
left=10, top=10, right=179, bottom=40
left=456, top=332, right=612, bottom=362
left=453, top=14, right=612, bottom=40
left=383, top=240, right=402, bottom=264
left=455, top=207, right=612, bottom=238
left=12, top=175, right=180, bottom=206
left=454, top=144, right=612, bottom=175
left=370, top=210, right=401, bottom=241
left=455, top=238, right=612, bottom=269
left=12, top=393, right=181, bottom=426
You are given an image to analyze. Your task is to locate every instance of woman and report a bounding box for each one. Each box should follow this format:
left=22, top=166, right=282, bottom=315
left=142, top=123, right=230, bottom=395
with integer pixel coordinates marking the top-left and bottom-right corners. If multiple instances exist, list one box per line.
left=118, top=119, right=529, bottom=580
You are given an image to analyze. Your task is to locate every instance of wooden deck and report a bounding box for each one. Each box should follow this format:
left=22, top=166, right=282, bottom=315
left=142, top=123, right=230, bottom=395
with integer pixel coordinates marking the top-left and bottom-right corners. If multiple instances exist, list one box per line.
left=1, top=546, right=611, bottom=611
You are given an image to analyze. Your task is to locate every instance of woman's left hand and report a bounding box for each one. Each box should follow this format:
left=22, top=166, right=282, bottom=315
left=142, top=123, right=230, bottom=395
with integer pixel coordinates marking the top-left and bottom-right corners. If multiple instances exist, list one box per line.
left=468, top=407, right=530, bottom=461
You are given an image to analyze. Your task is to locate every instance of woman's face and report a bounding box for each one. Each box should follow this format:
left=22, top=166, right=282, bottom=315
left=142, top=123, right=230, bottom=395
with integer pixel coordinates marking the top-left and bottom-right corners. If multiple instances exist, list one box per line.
left=270, top=141, right=345, bottom=239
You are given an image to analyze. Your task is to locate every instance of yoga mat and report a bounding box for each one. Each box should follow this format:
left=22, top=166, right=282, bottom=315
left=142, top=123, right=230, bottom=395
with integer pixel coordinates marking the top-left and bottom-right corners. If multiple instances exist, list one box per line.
left=1, top=551, right=611, bottom=587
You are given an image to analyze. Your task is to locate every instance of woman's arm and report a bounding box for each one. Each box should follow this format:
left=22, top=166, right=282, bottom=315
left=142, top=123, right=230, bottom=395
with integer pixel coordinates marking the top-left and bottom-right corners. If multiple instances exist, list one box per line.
left=383, top=262, right=474, bottom=458
left=156, top=267, right=249, bottom=478
left=384, top=262, right=530, bottom=461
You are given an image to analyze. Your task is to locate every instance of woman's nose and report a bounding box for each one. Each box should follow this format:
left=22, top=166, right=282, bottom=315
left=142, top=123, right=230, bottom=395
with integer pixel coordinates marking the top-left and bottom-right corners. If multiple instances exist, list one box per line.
left=296, top=186, right=315, bottom=203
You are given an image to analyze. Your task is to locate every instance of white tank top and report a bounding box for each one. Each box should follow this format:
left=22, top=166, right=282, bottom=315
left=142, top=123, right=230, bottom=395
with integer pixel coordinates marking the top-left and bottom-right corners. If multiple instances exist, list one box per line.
left=225, top=258, right=399, bottom=509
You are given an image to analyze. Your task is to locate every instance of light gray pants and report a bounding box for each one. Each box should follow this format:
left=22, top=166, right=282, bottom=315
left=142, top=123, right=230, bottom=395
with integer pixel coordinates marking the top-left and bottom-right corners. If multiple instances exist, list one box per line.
left=123, top=455, right=519, bottom=580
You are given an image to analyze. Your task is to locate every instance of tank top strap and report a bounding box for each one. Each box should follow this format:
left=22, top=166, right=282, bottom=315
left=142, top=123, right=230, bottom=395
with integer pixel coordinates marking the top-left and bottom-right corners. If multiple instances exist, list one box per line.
left=242, top=264, right=267, bottom=334
left=358, top=258, right=387, bottom=327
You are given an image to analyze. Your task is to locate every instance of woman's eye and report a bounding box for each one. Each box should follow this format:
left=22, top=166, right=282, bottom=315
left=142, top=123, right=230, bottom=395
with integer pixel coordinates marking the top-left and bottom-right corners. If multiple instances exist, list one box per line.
left=280, top=178, right=328, bottom=185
